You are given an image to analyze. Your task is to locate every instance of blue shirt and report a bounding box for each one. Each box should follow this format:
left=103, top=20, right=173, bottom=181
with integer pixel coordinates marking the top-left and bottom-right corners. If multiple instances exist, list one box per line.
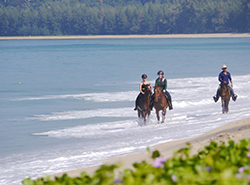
left=218, top=71, right=232, bottom=84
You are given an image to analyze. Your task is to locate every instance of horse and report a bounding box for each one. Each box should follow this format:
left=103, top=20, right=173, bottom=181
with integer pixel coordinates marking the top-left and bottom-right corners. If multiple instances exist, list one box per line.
left=220, top=83, right=230, bottom=114
left=137, top=84, right=152, bottom=122
left=153, top=85, right=168, bottom=123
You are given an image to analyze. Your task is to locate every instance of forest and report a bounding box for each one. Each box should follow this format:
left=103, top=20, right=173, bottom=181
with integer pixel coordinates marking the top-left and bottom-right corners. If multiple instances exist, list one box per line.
left=0, top=0, right=250, bottom=36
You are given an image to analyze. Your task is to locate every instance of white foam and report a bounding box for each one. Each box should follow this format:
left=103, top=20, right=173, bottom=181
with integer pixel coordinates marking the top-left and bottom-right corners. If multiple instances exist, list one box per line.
left=3, top=74, right=250, bottom=185
left=15, top=91, right=138, bottom=102
left=27, top=107, right=135, bottom=121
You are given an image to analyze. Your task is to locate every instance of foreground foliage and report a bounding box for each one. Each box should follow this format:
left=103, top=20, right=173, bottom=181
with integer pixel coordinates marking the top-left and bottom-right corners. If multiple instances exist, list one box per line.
left=23, top=139, right=250, bottom=185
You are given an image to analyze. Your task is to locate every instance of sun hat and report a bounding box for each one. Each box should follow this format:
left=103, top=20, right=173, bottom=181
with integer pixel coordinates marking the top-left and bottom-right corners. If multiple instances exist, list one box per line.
left=221, top=64, right=227, bottom=69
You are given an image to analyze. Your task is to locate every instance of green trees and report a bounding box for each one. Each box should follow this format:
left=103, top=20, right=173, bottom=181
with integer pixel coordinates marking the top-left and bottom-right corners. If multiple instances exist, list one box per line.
left=0, top=0, right=249, bottom=36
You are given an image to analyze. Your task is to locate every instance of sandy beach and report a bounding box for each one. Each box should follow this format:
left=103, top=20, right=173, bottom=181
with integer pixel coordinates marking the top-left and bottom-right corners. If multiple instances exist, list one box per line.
left=1, top=33, right=250, bottom=40
left=51, top=116, right=250, bottom=179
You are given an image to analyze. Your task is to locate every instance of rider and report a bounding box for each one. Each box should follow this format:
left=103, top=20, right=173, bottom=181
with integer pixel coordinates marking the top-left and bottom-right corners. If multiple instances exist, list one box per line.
left=213, top=64, right=237, bottom=102
left=150, top=70, right=173, bottom=110
left=134, top=74, right=151, bottom=110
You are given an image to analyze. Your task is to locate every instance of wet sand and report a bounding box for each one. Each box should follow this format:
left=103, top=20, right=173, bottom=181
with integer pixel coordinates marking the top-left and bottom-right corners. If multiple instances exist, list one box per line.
left=51, top=116, right=250, bottom=179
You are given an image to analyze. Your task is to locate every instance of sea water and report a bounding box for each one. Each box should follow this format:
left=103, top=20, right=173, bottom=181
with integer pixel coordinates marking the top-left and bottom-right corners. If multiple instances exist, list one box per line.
left=0, top=37, right=250, bottom=184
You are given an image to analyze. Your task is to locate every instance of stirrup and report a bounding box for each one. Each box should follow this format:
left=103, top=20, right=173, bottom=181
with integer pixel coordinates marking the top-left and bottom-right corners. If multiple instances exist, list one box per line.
left=232, top=95, right=237, bottom=101
left=213, top=96, right=218, bottom=103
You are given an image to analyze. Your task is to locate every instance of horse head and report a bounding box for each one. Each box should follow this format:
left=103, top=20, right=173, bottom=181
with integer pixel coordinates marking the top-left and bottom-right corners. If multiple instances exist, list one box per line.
left=153, top=85, right=162, bottom=102
left=144, top=84, right=152, bottom=94
left=220, top=83, right=229, bottom=98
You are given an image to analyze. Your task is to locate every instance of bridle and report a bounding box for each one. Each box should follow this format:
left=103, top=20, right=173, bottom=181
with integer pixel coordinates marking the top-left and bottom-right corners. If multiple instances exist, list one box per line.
left=154, top=86, right=162, bottom=102
left=220, top=84, right=229, bottom=98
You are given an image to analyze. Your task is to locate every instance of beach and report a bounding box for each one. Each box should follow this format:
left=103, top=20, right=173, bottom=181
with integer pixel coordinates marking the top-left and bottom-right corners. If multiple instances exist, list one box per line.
left=51, top=116, right=250, bottom=179
left=1, top=37, right=250, bottom=184
left=1, top=33, right=250, bottom=40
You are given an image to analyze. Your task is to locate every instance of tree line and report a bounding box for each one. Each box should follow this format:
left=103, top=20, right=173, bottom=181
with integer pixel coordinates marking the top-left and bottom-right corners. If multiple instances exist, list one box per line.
left=0, top=0, right=250, bottom=36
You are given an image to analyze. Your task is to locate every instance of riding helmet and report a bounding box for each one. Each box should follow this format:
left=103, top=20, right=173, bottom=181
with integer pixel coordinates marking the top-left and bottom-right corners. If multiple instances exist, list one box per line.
left=157, top=70, right=164, bottom=75
left=141, top=74, right=147, bottom=79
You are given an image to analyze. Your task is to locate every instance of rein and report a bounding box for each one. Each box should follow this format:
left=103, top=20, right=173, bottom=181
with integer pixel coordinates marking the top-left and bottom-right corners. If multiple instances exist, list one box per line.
left=220, top=84, right=229, bottom=98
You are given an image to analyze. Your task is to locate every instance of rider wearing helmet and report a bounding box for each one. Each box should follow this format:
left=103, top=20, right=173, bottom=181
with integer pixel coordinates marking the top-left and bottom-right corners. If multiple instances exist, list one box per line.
left=213, top=65, right=237, bottom=102
left=134, top=74, right=151, bottom=110
left=150, top=70, right=173, bottom=110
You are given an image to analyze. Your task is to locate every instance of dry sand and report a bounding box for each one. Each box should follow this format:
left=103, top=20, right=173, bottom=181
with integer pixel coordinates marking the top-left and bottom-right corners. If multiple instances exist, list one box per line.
left=1, top=33, right=250, bottom=40
left=51, top=116, right=250, bottom=179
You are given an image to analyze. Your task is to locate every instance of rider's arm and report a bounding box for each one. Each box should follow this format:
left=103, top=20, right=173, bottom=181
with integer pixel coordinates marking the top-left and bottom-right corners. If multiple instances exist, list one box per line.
left=139, top=82, right=144, bottom=94
left=163, top=79, right=167, bottom=92
left=218, top=72, right=223, bottom=83
left=228, top=72, right=233, bottom=87
left=155, top=79, right=159, bottom=86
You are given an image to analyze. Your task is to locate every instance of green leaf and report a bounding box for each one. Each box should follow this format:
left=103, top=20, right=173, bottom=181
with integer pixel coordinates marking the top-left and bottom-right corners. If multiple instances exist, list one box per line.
left=152, top=150, right=160, bottom=159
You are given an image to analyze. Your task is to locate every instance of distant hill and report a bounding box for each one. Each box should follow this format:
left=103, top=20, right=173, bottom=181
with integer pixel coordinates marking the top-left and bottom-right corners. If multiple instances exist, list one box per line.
left=0, top=0, right=249, bottom=36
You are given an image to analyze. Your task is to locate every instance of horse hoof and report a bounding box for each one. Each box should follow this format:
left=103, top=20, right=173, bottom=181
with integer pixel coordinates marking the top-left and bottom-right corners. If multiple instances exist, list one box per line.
left=161, top=121, right=164, bottom=123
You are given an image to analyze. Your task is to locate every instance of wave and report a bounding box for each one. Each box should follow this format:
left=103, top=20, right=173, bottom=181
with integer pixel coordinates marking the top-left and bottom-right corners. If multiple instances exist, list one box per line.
left=14, top=91, right=138, bottom=102
left=27, top=107, right=135, bottom=121
left=13, top=74, right=250, bottom=104
left=26, top=73, right=250, bottom=123
left=26, top=97, right=215, bottom=122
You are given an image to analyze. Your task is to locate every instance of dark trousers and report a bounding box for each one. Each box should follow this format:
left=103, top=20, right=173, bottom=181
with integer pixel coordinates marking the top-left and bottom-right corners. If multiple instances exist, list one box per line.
left=215, top=85, right=235, bottom=98
left=134, top=93, right=142, bottom=109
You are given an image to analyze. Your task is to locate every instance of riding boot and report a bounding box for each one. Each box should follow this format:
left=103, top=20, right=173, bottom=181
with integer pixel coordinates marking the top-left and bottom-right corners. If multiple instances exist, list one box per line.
left=213, top=88, right=220, bottom=102
left=134, top=95, right=139, bottom=110
left=164, top=91, right=173, bottom=110
left=168, top=100, right=173, bottom=110
left=229, top=86, right=237, bottom=101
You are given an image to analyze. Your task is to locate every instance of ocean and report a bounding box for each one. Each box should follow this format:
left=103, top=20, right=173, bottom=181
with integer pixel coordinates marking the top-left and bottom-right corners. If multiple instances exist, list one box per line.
left=0, top=37, right=250, bottom=184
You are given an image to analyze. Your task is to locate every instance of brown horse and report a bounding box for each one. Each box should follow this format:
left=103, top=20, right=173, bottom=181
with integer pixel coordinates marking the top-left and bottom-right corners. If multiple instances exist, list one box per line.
left=153, top=85, right=168, bottom=123
left=137, top=84, right=152, bottom=122
left=220, top=83, right=230, bottom=114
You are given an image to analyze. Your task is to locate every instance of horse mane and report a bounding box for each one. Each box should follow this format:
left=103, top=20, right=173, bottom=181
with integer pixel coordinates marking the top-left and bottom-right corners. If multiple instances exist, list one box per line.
left=154, top=85, right=163, bottom=93
left=153, top=85, right=161, bottom=89
left=143, top=84, right=151, bottom=94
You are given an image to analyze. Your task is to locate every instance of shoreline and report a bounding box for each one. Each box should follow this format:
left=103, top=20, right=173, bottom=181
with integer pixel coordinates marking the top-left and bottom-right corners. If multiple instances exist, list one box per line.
left=51, top=116, right=250, bottom=179
left=1, top=33, right=250, bottom=40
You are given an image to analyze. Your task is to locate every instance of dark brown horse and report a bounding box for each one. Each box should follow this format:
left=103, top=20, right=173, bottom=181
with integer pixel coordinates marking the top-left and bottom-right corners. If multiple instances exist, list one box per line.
left=153, top=85, right=168, bottom=123
left=137, top=84, right=152, bottom=122
left=220, top=83, right=230, bottom=114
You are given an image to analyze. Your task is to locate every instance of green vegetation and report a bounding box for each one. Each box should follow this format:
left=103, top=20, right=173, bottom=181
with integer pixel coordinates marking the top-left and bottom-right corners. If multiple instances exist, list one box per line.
left=0, top=0, right=250, bottom=36
left=23, top=138, right=250, bottom=185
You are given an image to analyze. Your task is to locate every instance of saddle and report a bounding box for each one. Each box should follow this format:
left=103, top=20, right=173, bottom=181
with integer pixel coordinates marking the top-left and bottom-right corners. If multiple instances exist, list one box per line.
left=219, top=84, right=231, bottom=96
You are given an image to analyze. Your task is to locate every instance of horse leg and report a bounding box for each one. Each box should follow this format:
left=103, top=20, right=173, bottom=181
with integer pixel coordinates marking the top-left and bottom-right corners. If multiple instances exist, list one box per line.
left=161, top=108, right=166, bottom=123
left=221, top=99, right=225, bottom=114
left=142, top=111, right=146, bottom=123
left=148, top=109, right=151, bottom=118
left=156, top=110, right=160, bottom=123
left=225, top=99, right=229, bottom=113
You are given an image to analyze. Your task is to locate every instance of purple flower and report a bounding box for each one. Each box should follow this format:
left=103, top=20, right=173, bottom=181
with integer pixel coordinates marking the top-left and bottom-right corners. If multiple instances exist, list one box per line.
left=238, top=167, right=245, bottom=173
left=114, top=177, right=123, bottom=184
left=152, top=157, right=167, bottom=168
left=248, top=148, right=250, bottom=151
left=171, top=174, right=177, bottom=182
left=247, top=152, right=250, bottom=157
left=206, top=167, right=212, bottom=172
